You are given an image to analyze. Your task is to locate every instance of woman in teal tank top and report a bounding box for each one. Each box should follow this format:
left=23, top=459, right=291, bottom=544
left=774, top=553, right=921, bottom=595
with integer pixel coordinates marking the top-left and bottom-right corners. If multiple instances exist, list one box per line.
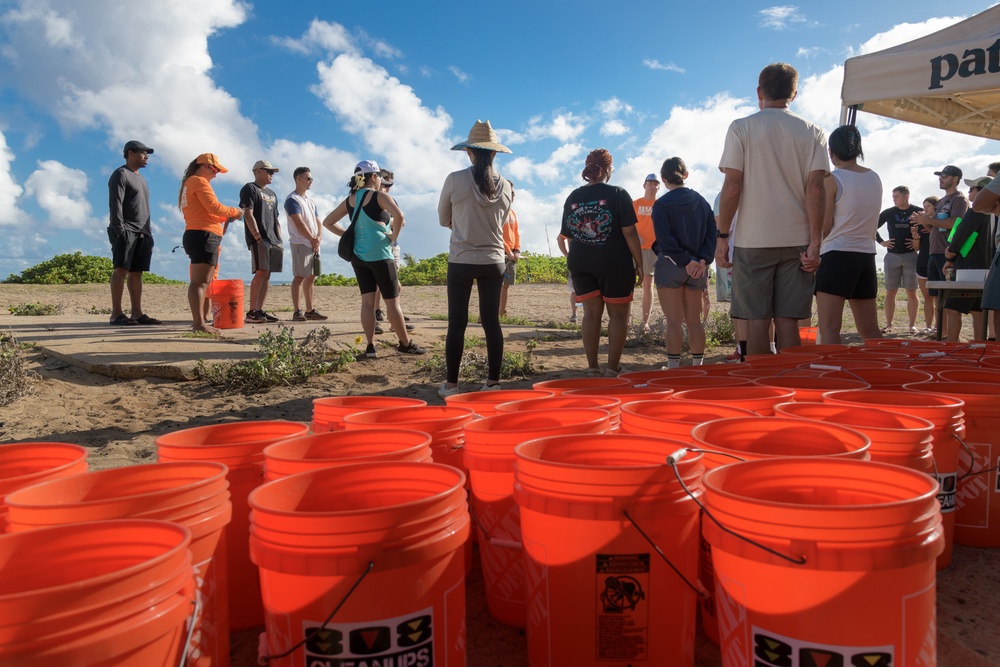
left=323, top=160, right=425, bottom=358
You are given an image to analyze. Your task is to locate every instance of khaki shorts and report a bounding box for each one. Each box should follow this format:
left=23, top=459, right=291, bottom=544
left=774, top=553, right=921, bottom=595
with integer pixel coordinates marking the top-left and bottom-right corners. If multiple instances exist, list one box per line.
left=640, top=248, right=657, bottom=276
left=730, top=246, right=814, bottom=320
left=290, top=243, right=315, bottom=278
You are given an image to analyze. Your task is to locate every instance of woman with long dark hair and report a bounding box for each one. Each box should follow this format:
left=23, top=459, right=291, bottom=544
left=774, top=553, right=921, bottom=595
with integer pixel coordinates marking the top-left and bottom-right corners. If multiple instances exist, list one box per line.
left=178, top=153, right=242, bottom=334
left=323, top=160, right=424, bottom=359
left=560, top=148, right=643, bottom=376
left=815, top=125, right=883, bottom=343
left=437, top=120, right=514, bottom=397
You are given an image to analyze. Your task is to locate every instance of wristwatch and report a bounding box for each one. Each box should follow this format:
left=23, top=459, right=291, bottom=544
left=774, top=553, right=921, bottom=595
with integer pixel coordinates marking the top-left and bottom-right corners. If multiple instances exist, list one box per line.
left=718, top=232, right=730, bottom=239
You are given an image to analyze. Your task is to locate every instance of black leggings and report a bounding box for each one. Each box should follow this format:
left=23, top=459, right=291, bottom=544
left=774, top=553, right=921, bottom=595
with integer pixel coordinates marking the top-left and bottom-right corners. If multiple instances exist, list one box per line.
left=446, top=262, right=505, bottom=384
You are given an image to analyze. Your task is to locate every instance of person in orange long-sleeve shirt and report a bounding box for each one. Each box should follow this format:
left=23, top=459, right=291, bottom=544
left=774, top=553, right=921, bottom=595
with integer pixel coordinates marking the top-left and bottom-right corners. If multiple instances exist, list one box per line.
left=179, top=153, right=243, bottom=334
left=499, top=184, right=521, bottom=317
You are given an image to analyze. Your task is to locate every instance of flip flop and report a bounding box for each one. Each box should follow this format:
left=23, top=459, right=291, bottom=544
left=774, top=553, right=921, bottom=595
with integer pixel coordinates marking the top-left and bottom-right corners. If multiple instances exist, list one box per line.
left=110, top=314, right=138, bottom=326
left=135, top=314, right=162, bottom=325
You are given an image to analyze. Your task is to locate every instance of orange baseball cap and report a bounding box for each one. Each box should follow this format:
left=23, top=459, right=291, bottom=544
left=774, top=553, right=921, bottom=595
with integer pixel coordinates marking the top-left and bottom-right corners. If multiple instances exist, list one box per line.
left=196, top=153, right=229, bottom=173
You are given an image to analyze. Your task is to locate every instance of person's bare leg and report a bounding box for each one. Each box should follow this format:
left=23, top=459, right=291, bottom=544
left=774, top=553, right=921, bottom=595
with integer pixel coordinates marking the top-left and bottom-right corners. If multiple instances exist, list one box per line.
left=188, top=264, right=219, bottom=334
left=657, top=287, right=685, bottom=356
left=581, top=297, right=604, bottom=370
left=606, top=301, right=630, bottom=373
left=971, top=311, right=984, bottom=341
left=685, top=288, right=706, bottom=355
left=772, top=317, right=801, bottom=351
left=847, top=298, right=883, bottom=341
left=945, top=310, right=962, bottom=342
left=747, top=319, right=773, bottom=355
left=884, top=288, right=897, bottom=330
left=816, top=292, right=846, bottom=345
left=499, top=283, right=509, bottom=318
left=304, top=275, right=316, bottom=312
left=360, top=292, right=377, bottom=345
left=290, top=276, right=303, bottom=313
left=125, top=271, right=144, bottom=319
left=110, top=267, right=128, bottom=319
left=641, top=275, right=653, bottom=326
left=701, top=286, right=710, bottom=323
left=905, top=289, right=919, bottom=330
left=385, top=296, right=411, bottom=347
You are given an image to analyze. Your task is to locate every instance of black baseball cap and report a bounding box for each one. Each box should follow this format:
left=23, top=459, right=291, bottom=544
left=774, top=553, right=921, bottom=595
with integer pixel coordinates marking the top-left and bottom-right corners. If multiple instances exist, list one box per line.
left=123, top=140, right=154, bottom=155
left=934, top=165, right=962, bottom=178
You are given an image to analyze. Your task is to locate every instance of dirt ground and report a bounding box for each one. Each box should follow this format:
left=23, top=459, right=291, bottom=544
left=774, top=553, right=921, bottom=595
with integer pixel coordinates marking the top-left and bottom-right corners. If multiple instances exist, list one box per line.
left=0, top=283, right=997, bottom=666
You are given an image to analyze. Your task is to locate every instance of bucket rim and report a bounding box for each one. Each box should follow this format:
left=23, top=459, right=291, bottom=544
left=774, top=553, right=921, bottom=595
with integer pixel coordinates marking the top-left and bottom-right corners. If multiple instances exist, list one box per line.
left=154, top=420, right=310, bottom=450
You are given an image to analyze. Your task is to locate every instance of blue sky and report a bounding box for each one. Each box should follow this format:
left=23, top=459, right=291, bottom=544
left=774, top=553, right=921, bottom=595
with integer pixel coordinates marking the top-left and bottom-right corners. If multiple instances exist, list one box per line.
left=1, top=0, right=998, bottom=281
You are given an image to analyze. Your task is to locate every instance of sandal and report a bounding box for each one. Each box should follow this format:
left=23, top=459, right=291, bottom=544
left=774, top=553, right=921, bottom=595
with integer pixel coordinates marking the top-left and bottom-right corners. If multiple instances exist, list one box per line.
left=881, top=324, right=892, bottom=333
left=110, top=314, right=138, bottom=326
left=135, top=314, right=162, bottom=325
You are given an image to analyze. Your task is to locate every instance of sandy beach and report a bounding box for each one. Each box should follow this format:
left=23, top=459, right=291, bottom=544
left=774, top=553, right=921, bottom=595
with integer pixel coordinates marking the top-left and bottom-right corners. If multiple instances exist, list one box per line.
left=1, top=283, right=997, bottom=666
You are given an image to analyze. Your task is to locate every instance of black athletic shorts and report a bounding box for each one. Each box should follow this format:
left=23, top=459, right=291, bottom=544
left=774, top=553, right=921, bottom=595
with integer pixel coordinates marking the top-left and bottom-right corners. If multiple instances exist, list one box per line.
left=815, top=250, right=877, bottom=300
left=182, top=230, right=222, bottom=266
left=108, top=226, right=153, bottom=272
left=352, top=258, right=400, bottom=298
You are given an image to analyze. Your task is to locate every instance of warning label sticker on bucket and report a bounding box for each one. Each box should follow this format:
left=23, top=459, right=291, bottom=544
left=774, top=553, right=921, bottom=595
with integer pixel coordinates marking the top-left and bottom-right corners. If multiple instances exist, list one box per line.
left=933, top=471, right=957, bottom=513
left=750, top=627, right=894, bottom=666
left=301, top=608, right=433, bottom=667
left=595, top=553, right=649, bottom=662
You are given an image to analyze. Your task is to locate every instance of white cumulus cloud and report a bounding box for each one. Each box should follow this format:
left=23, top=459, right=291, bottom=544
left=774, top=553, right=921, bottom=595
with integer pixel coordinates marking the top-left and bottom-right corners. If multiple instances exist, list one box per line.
left=23, top=160, right=96, bottom=231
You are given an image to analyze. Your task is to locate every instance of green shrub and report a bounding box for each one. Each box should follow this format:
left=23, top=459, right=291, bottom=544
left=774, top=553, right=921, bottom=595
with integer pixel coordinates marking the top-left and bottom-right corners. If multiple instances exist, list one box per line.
left=8, top=302, right=62, bottom=316
left=0, top=332, right=35, bottom=406
left=705, top=311, right=736, bottom=347
left=4, top=252, right=180, bottom=284
left=398, top=253, right=449, bottom=286
left=314, top=273, right=359, bottom=287
left=416, top=340, right=537, bottom=382
left=514, top=252, right=568, bottom=284
left=194, top=326, right=354, bottom=392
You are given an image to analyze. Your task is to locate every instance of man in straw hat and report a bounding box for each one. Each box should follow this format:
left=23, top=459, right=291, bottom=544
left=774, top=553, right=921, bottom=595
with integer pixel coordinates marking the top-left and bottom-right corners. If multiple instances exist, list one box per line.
left=438, top=120, right=514, bottom=396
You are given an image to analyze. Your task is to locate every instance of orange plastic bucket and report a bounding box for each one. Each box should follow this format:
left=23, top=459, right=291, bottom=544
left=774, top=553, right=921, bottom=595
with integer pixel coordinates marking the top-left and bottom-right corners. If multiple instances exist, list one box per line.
left=703, top=458, right=942, bottom=665
left=4, top=462, right=231, bottom=667
left=743, top=353, right=822, bottom=367
left=206, top=279, right=244, bottom=330
left=671, top=385, right=796, bottom=416
left=496, top=395, right=623, bottom=433
left=563, top=385, right=674, bottom=407
left=249, top=462, right=469, bottom=667
left=310, top=396, right=426, bottom=432
left=774, top=402, right=935, bottom=472
left=618, top=368, right=706, bottom=384
left=463, top=409, right=612, bottom=628
left=935, top=368, right=1000, bottom=383
left=727, top=367, right=826, bottom=379
left=514, top=434, right=704, bottom=666
left=156, top=420, right=309, bottom=630
left=780, top=343, right=850, bottom=356
left=905, top=381, right=1000, bottom=548
left=531, top=376, right=631, bottom=395
left=263, top=429, right=433, bottom=481
left=342, top=406, right=475, bottom=476
left=619, top=401, right=757, bottom=441
left=813, top=356, right=891, bottom=370
left=797, top=325, right=818, bottom=344
left=820, top=366, right=932, bottom=389
left=824, top=388, right=964, bottom=569
left=0, top=520, right=196, bottom=666
left=444, top=389, right=552, bottom=417
left=647, top=375, right=752, bottom=390
left=0, top=442, right=88, bottom=532
left=690, top=417, right=870, bottom=469
left=753, top=376, right=871, bottom=403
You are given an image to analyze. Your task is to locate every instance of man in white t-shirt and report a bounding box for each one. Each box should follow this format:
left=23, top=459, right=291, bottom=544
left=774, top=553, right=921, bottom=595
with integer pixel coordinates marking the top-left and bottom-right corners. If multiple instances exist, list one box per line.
left=284, top=167, right=327, bottom=321
left=716, top=62, right=828, bottom=354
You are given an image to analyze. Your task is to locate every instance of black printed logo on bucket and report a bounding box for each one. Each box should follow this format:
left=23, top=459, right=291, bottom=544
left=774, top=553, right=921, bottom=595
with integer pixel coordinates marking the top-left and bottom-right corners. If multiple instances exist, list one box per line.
left=933, top=471, right=958, bottom=513
left=302, top=609, right=433, bottom=666
left=596, top=553, right=649, bottom=662
left=752, top=627, right=894, bottom=666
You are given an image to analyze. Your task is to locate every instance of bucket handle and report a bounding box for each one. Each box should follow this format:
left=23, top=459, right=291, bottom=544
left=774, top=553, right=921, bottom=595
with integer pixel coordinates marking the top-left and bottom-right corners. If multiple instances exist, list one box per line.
left=806, top=364, right=867, bottom=382
left=954, top=432, right=1000, bottom=481
left=469, top=503, right=523, bottom=550
left=258, top=561, right=375, bottom=664
left=903, top=344, right=985, bottom=368
left=178, top=595, right=202, bottom=667
left=621, top=509, right=708, bottom=600
left=665, top=449, right=807, bottom=566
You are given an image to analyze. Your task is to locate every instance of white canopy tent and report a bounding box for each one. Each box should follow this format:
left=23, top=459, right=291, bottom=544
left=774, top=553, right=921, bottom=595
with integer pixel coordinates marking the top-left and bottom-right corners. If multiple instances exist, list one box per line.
left=840, top=4, right=1000, bottom=139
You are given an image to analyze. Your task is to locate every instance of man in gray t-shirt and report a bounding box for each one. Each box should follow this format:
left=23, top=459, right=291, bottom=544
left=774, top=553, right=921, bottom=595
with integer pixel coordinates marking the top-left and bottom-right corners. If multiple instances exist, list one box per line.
left=107, top=140, right=160, bottom=326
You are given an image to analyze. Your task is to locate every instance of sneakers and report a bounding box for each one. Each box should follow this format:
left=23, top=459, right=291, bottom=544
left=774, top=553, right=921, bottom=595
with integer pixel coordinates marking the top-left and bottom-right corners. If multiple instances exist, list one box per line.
left=584, top=367, right=602, bottom=377
left=397, top=341, right=426, bottom=355
left=245, top=311, right=265, bottom=324
left=292, top=310, right=307, bottom=322
left=604, top=366, right=621, bottom=377
left=480, top=383, right=501, bottom=391
left=723, top=349, right=744, bottom=364
left=569, top=313, right=578, bottom=323
left=258, top=310, right=279, bottom=323
left=438, top=383, right=461, bottom=398
left=363, top=343, right=377, bottom=359
left=390, top=323, right=416, bottom=332
left=909, top=325, right=919, bottom=334
left=305, top=309, right=328, bottom=321
left=375, top=309, right=385, bottom=322
left=374, top=323, right=384, bottom=335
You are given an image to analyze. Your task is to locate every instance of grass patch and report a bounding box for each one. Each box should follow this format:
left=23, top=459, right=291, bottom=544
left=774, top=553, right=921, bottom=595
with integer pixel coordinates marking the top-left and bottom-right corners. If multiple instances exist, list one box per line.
left=0, top=332, right=36, bottom=406
left=539, top=319, right=579, bottom=330
left=464, top=334, right=485, bottom=348
left=86, top=305, right=112, bottom=315
left=416, top=339, right=537, bottom=382
left=195, top=326, right=355, bottom=392
left=499, top=314, right=533, bottom=326
left=181, top=330, right=221, bottom=339
left=8, top=302, right=62, bottom=316
left=705, top=311, right=736, bottom=347
left=428, top=314, right=448, bottom=321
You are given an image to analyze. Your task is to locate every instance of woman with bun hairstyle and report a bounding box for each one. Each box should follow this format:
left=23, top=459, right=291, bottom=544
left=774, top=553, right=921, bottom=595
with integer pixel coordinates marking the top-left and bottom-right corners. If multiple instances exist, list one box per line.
left=437, top=120, right=514, bottom=397
left=815, top=125, right=883, bottom=343
left=560, top=148, right=643, bottom=376
left=323, top=160, right=425, bottom=359
left=179, top=153, right=243, bottom=334
left=651, top=156, right=717, bottom=368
